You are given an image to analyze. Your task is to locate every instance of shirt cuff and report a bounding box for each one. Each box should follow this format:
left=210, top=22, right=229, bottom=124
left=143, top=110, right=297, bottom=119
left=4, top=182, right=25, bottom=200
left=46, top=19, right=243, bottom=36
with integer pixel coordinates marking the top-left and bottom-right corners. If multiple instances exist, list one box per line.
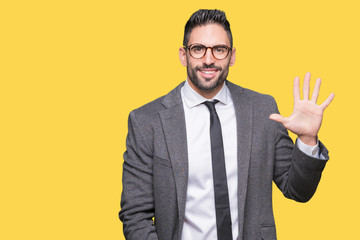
left=296, top=138, right=325, bottom=160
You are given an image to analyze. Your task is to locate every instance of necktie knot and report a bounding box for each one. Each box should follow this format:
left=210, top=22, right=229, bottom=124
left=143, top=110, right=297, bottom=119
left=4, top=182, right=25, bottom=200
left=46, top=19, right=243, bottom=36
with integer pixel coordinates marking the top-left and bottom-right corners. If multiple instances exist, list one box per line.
left=203, top=100, right=219, bottom=112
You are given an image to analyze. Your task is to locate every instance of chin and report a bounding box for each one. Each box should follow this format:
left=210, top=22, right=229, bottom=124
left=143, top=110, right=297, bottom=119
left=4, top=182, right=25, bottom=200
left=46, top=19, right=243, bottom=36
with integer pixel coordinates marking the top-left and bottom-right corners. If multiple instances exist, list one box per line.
left=198, top=80, right=222, bottom=91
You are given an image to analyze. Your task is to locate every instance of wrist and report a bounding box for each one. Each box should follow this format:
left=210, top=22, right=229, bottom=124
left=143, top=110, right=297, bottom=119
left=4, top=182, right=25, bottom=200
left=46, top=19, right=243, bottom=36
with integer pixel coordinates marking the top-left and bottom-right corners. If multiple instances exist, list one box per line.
left=298, top=135, right=318, bottom=146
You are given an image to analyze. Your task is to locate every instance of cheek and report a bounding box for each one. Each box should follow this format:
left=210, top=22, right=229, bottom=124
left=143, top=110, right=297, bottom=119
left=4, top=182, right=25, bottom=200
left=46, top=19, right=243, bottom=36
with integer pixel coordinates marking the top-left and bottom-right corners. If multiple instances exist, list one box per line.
left=187, top=59, right=199, bottom=70
left=222, top=60, right=231, bottom=70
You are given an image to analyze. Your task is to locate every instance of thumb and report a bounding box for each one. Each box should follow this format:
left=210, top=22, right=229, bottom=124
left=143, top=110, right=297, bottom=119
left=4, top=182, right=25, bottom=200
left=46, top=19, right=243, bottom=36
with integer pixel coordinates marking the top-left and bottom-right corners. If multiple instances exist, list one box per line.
left=269, top=113, right=286, bottom=124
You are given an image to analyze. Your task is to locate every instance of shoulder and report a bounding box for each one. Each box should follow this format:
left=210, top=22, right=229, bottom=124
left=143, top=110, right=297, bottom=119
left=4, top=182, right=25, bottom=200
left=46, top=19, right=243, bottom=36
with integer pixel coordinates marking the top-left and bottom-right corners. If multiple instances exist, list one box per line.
left=128, top=95, right=167, bottom=129
left=246, top=89, right=277, bottom=109
left=226, top=80, right=277, bottom=108
left=129, top=82, right=184, bottom=122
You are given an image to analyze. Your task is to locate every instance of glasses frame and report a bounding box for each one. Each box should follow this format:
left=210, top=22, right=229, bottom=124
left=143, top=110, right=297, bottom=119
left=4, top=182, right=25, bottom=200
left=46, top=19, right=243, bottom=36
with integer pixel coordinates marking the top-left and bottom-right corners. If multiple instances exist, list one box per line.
left=184, top=44, right=232, bottom=60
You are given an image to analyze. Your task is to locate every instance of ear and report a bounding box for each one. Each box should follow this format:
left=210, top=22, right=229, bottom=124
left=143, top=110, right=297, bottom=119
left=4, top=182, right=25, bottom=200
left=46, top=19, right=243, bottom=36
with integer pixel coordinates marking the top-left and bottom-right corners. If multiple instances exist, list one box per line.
left=179, top=47, right=188, bottom=66
left=229, top=47, right=236, bottom=66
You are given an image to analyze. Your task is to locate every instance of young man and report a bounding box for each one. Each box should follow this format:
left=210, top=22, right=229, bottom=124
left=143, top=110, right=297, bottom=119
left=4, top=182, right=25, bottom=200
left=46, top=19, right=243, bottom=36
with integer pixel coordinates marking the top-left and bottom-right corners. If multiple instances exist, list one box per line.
left=119, top=9, right=334, bottom=240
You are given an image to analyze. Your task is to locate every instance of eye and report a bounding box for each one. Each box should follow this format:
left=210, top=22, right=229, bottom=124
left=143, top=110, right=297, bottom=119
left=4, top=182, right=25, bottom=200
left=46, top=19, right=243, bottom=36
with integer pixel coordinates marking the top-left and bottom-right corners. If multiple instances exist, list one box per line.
left=191, top=45, right=204, bottom=53
left=213, top=46, right=227, bottom=53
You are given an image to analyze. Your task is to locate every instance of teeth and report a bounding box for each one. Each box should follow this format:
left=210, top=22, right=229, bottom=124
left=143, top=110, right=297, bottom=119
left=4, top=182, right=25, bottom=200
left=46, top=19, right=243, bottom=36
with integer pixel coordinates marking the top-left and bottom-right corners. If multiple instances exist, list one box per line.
left=201, top=71, right=215, bottom=74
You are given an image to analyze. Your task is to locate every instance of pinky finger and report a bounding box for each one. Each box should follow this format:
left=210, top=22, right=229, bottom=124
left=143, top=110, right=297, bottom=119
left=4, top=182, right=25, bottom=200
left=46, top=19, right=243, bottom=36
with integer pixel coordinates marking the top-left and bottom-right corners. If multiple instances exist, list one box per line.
left=320, top=93, right=335, bottom=110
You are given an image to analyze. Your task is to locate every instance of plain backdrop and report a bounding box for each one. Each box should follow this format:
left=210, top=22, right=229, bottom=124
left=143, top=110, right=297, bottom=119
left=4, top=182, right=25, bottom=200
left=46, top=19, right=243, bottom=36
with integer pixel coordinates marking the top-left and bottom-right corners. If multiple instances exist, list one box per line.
left=1, top=0, right=359, bottom=239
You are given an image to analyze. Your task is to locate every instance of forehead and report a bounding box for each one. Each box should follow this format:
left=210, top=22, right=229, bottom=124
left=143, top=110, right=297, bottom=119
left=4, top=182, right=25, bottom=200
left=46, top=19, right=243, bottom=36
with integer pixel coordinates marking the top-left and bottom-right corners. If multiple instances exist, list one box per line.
left=187, top=23, right=230, bottom=46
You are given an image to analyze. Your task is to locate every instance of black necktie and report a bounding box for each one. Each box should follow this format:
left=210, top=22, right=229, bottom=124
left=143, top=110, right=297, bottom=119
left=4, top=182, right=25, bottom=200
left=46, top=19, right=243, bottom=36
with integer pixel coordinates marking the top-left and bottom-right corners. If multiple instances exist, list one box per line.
left=203, top=100, right=233, bottom=240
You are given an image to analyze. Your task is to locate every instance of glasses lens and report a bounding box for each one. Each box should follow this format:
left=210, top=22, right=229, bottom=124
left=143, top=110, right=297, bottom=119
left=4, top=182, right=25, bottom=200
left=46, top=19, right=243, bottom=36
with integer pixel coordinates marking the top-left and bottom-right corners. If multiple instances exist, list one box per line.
left=212, top=46, right=229, bottom=60
left=189, top=45, right=206, bottom=59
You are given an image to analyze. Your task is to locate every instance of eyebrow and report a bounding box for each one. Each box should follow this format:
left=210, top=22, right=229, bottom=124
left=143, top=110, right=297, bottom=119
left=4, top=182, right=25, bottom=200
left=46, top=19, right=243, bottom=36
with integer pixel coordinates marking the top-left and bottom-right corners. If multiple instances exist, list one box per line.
left=189, top=43, right=229, bottom=46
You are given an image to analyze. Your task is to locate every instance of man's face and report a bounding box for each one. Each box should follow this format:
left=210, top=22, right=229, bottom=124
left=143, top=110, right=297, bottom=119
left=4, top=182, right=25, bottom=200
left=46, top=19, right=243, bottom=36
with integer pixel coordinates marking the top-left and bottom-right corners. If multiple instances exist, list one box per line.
left=179, top=23, right=236, bottom=95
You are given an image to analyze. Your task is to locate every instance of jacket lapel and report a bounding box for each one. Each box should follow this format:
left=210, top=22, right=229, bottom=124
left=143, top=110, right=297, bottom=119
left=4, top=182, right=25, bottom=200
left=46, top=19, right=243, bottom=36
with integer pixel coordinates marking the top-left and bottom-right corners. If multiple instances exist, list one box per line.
left=159, top=82, right=188, bottom=237
left=227, top=81, right=253, bottom=240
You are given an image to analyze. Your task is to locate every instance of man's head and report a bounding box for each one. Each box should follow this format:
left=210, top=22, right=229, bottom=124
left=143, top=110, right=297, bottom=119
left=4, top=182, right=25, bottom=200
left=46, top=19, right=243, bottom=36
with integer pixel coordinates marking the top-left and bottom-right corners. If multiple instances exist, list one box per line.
left=179, top=9, right=236, bottom=98
left=183, top=9, right=233, bottom=48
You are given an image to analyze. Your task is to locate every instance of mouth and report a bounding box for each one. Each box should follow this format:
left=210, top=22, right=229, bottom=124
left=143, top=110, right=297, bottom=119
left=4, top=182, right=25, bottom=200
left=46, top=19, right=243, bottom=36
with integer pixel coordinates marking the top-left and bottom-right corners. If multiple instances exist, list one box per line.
left=198, top=68, right=219, bottom=79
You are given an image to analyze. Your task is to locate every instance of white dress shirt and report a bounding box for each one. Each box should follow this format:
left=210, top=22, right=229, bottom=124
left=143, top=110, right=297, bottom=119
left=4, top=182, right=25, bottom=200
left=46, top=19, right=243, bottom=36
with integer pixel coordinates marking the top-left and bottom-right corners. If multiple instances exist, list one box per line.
left=180, top=80, right=322, bottom=240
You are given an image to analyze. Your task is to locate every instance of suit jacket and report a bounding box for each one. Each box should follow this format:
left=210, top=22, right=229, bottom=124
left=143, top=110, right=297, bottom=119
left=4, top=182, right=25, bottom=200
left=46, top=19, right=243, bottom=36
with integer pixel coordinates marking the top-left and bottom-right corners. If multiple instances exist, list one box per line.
left=119, top=81, right=329, bottom=240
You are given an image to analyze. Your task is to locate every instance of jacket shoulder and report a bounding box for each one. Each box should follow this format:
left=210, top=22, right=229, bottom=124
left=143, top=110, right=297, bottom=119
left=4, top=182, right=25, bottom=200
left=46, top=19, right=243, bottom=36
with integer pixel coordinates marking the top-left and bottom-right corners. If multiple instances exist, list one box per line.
left=244, top=88, right=275, bottom=101
left=130, top=82, right=184, bottom=121
left=129, top=95, right=167, bottom=123
left=227, top=81, right=277, bottom=108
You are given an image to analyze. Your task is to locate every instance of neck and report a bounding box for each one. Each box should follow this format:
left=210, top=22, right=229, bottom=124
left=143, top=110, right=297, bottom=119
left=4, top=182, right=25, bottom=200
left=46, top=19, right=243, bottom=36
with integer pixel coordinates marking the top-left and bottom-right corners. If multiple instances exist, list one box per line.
left=187, top=80, right=224, bottom=99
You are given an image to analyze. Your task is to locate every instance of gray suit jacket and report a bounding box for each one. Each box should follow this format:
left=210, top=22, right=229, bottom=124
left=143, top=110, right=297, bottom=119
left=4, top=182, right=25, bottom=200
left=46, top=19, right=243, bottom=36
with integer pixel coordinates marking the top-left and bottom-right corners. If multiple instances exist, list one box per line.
left=119, top=81, right=329, bottom=240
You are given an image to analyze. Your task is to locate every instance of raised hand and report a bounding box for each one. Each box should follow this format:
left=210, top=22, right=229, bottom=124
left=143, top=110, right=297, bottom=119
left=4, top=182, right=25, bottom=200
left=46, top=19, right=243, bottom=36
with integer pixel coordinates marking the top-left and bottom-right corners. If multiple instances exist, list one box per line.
left=269, top=72, right=335, bottom=146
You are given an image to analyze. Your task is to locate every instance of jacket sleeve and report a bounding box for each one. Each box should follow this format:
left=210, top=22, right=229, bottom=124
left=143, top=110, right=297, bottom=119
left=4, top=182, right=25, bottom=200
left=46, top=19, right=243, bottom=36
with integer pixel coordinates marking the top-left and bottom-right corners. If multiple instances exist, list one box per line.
left=119, top=111, right=158, bottom=240
left=271, top=98, right=329, bottom=202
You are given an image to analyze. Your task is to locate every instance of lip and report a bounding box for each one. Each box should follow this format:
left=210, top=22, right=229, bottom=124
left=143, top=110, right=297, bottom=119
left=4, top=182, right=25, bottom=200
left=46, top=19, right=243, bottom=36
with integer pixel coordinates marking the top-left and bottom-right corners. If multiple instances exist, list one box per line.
left=198, top=68, right=219, bottom=79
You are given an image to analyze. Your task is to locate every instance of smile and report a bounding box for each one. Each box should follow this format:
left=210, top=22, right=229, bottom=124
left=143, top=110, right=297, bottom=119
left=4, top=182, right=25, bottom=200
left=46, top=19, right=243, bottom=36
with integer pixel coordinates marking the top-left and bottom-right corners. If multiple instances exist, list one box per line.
left=199, top=69, right=219, bottom=78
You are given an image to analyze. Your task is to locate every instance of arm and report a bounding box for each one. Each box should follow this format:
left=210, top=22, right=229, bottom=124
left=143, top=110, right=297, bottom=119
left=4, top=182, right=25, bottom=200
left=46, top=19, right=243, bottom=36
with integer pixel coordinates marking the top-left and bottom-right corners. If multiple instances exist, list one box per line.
left=270, top=72, right=334, bottom=202
left=272, top=112, right=329, bottom=202
left=119, top=111, right=158, bottom=240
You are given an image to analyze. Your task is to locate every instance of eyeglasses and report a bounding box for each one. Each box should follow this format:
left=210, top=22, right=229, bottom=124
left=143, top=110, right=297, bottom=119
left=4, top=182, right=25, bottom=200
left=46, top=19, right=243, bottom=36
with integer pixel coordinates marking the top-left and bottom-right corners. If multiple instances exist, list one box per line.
left=184, top=44, right=232, bottom=60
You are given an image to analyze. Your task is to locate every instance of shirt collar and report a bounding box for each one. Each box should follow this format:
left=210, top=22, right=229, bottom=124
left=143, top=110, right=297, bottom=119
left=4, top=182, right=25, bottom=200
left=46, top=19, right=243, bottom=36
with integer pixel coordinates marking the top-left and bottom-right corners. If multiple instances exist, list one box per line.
left=182, top=79, right=230, bottom=109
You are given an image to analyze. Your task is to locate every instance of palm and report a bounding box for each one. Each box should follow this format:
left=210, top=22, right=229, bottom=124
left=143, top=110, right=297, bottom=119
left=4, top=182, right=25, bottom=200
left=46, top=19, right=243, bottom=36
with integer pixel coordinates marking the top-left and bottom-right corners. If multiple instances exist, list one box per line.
left=284, top=100, right=324, bottom=136
left=270, top=73, right=334, bottom=145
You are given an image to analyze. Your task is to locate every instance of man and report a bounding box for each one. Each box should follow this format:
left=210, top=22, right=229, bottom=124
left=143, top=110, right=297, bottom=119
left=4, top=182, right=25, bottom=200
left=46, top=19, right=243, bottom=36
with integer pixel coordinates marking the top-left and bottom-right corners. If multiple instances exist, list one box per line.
left=119, top=9, right=334, bottom=240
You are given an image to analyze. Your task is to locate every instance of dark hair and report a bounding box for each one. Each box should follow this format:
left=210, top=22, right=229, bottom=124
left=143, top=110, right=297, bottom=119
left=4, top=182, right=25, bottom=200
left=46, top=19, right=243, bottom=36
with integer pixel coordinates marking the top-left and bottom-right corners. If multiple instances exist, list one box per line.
left=183, top=9, right=233, bottom=47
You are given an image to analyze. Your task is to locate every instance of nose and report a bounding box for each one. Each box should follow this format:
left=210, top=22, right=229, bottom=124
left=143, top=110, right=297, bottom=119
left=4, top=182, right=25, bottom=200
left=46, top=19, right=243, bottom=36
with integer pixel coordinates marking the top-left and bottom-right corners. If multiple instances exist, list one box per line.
left=203, top=47, right=215, bottom=65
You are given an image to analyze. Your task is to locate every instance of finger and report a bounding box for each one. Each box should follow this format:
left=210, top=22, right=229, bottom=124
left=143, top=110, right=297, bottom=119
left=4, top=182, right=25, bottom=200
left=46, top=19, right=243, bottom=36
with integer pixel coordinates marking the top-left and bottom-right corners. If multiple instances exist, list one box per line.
left=320, top=93, right=335, bottom=110
left=311, top=78, right=322, bottom=104
left=293, top=76, right=300, bottom=102
left=303, top=72, right=311, bottom=100
left=269, top=113, right=287, bottom=124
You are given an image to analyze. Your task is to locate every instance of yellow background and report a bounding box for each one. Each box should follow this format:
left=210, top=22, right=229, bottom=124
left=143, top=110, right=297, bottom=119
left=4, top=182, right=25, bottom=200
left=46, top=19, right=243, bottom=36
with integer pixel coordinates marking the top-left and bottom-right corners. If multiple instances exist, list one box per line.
left=1, top=0, right=359, bottom=239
